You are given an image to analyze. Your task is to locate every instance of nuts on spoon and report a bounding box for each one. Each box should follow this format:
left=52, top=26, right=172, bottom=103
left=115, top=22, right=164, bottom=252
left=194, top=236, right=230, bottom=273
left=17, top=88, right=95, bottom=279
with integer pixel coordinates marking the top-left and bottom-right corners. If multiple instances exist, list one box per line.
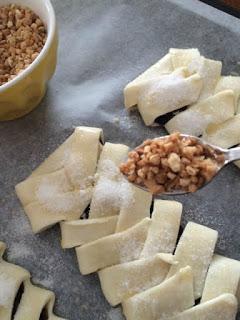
left=120, top=132, right=225, bottom=194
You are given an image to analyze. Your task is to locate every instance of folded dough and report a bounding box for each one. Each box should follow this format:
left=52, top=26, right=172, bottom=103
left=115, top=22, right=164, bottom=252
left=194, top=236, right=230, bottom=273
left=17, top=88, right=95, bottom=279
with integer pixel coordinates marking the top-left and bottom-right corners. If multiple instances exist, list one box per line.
left=165, top=90, right=235, bottom=136
left=167, top=294, right=238, bottom=320
left=76, top=218, right=151, bottom=275
left=0, top=243, right=66, bottom=320
left=124, top=53, right=173, bottom=108
left=16, top=127, right=103, bottom=233
left=122, top=266, right=194, bottom=320
left=115, top=184, right=152, bottom=232
left=203, top=114, right=240, bottom=148
left=167, top=222, right=218, bottom=299
left=137, top=68, right=202, bottom=125
left=140, top=200, right=182, bottom=258
left=60, top=216, right=118, bottom=249
left=23, top=188, right=92, bottom=233
left=201, top=255, right=240, bottom=303
left=98, top=253, right=176, bottom=306
left=215, top=76, right=240, bottom=112
left=169, top=49, right=222, bottom=100
left=89, top=142, right=129, bottom=219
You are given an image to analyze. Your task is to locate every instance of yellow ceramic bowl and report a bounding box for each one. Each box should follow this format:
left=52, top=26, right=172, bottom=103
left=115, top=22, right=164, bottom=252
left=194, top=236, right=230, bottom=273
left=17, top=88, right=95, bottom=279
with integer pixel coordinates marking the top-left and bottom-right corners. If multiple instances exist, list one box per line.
left=0, top=0, right=58, bottom=120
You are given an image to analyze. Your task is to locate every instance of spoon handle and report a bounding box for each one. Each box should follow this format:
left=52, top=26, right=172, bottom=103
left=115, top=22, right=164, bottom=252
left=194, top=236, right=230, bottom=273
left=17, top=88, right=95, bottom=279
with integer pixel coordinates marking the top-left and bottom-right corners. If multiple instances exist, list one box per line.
left=226, top=147, right=240, bottom=162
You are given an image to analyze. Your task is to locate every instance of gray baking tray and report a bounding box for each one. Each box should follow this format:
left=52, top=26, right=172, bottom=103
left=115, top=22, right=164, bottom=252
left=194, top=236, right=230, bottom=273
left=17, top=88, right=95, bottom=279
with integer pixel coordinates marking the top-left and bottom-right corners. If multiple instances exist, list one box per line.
left=0, top=0, right=240, bottom=319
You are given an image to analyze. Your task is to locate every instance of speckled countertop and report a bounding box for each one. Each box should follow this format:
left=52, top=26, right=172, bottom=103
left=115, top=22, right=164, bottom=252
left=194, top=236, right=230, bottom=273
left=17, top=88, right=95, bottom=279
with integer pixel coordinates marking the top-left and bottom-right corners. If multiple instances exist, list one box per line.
left=0, top=0, right=240, bottom=319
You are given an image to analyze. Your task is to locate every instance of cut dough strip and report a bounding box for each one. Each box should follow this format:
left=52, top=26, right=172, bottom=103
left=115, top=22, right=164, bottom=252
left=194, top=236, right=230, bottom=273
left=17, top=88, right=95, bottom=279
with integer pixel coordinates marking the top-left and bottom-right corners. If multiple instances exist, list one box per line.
left=201, top=255, right=240, bottom=303
left=89, top=142, right=129, bottom=219
left=60, top=216, right=118, bottom=249
left=165, top=90, right=235, bottom=137
left=15, top=127, right=103, bottom=233
left=122, top=266, right=194, bottom=320
left=140, top=200, right=182, bottom=258
left=115, top=185, right=152, bottom=232
left=168, top=294, right=238, bottom=320
left=98, top=253, right=176, bottom=306
left=203, top=114, right=240, bottom=149
left=137, top=68, right=203, bottom=126
left=124, top=53, right=174, bottom=108
left=76, top=218, right=151, bottom=275
left=167, top=221, right=218, bottom=299
left=215, top=76, right=240, bottom=112
left=0, top=243, right=66, bottom=320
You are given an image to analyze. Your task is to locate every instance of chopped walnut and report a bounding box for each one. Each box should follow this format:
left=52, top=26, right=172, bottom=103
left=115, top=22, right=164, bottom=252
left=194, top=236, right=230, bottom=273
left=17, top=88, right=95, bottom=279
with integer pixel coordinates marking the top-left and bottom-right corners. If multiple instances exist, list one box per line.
left=0, top=4, right=47, bottom=86
left=120, top=132, right=225, bottom=194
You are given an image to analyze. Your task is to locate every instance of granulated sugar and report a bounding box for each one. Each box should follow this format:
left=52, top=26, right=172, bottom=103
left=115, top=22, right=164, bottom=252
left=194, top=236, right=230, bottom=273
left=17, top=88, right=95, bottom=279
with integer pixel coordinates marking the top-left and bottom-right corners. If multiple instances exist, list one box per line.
left=91, top=160, right=134, bottom=215
left=119, top=238, right=143, bottom=263
left=0, top=272, right=15, bottom=306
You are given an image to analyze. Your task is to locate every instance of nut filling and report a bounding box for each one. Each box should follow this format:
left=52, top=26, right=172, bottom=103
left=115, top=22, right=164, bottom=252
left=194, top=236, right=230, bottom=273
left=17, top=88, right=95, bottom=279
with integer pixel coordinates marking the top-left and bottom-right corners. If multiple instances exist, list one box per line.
left=120, top=133, right=225, bottom=194
left=0, top=4, right=47, bottom=86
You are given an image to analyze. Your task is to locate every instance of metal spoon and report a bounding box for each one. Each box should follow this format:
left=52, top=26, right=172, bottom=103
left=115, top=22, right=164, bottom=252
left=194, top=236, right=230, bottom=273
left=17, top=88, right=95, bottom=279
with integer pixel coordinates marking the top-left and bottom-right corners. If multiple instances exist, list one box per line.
left=123, top=134, right=240, bottom=196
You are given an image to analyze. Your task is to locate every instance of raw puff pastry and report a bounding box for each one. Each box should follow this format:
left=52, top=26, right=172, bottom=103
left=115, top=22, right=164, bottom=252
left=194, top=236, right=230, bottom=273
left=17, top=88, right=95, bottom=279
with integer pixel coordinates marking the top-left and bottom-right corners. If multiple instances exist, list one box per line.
left=0, top=242, right=65, bottom=320
left=89, top=142, right=129, bottom=219
left=167, top=222, right=218, bottom=299
left=76, top=218, right=151, bottom=275
left=15, top=127, right=103, bottom=233
left=214, top=76, right=240, bottom=112
left=140, top=199, right=182, bottom=258
left=201, top=255, right=240, bottom=303
left=122, top=266, right=194, bottom=320
left=165, top=90, right=235, bottom=137
left=98, top=253, right=176, bottom=306
left=168, top=294, right=237, bottom=320
left=137, top=68, right=202, bottom=125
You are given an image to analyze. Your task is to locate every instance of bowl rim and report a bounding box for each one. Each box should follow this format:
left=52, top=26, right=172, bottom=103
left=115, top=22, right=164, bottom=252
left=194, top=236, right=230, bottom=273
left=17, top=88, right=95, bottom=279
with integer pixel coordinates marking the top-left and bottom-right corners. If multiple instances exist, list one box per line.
left=0, top=0, right=56, bottom=93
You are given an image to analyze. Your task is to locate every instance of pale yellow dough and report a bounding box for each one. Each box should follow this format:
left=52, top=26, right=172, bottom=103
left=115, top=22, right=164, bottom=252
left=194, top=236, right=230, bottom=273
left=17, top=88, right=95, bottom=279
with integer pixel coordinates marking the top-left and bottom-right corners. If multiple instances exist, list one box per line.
left=167, top=222, right=218, bottom=299
left=215, top=76, right=240, bottom=111
left=15, top=127, right=103, bottom=233
left=124, top=53, right=173, bottom=108
left=165, top=90, right=235, bottom=136
left=115, top=184, right=152, bottom=232
left=60, top=216, right=118, bottom=249
left=122, top=266, right=194, bottom=320
left=0, top=242, right=66, bottom=320
left=201, top=255, right=240, bottom=303
left=137, top=68, right=202, bottom=125
left=98, top=253, right=176, bottom=306
left=76, top=218, right=151, bottom=275
left=89, top=142, right=129, bottom=219
left=140, top=200, right=182, bottom=258
left=168, top=294, right=238, bottom=320
left=203, top=114, right=240, bottom=148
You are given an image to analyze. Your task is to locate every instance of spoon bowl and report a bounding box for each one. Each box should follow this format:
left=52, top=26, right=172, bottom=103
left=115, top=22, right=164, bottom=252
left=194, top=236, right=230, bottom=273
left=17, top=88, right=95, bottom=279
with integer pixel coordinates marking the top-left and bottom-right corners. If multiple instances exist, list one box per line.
left=121, top=134, right=240, bottom=196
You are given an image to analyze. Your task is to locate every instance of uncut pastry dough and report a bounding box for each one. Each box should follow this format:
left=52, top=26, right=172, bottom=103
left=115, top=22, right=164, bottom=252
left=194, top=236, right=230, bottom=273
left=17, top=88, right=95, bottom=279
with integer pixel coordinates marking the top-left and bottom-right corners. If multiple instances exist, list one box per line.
left=165, top=90, right=235, bottom=136
left=137, top=68, right=202, bottom=125
left=203, top=114, right=240, bottom=148
left=168, top=294, right=238, bottom=320
left=60, top=216, right=118, bottom=249
left=76, top=218, right=151, bottom=275
left=124, top=54, right=173, bottom=108
left=23, top=188, right=92, bottom=233
left=167, top=222, right=218, bottom=299
left=15, top=127, right=103, bottom=233
left=122, top=266, right=194, bottom=320
left=89, top=142, right=129, bottom=219
left=0, top=242, right=65, bottom=320
left=140, top=200, right=182, bottom=258
left=115, top=185, right=152, bottom=232
left=215, top=76, right=240, bottom=111
left=98, top=253, right=175, bottom=306
left=201, top=255, right=240, bottom=303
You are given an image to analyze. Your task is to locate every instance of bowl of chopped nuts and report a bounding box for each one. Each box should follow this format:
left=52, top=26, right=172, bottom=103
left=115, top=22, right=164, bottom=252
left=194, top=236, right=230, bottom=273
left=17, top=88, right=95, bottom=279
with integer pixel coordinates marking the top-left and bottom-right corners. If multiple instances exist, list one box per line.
left=0, top=0, right=57, bottom=120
